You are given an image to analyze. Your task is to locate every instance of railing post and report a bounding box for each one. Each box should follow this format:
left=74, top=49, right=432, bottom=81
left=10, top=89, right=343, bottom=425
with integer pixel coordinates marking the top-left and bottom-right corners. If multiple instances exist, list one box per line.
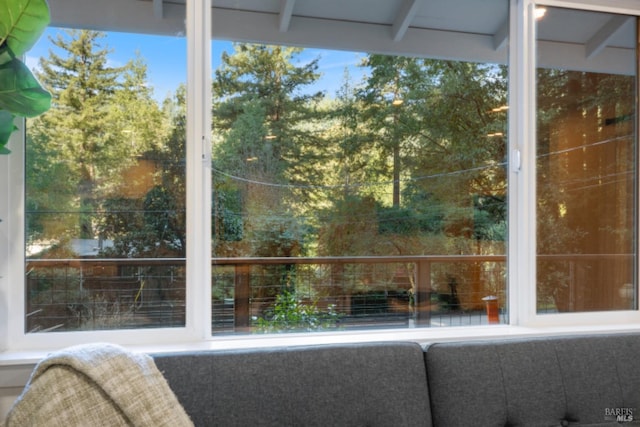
left=414, top=260, right=431, bottom=326
left=234, top=264, right=251, bottom=331
left=568, top=259, right=575, bottom=312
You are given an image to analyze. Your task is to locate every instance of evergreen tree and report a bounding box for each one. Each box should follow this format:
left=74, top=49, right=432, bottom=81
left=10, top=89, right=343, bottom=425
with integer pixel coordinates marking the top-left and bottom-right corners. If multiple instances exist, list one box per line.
left=330, top=68, right=370, bottom=198
left=213, top=44, right=326, bottom=187
left=410, top=60, right=507, bottom=249
left=212, top=44, right=323, bottom=258
left=28, top=30, right=167, bottom=248
left=31, top=30, right=124, bottom=239
left=357, top=57, right=507, bottom=252
left=357, top=55, right=426, bottom=208
left=99, top=84, right=187, bottom=258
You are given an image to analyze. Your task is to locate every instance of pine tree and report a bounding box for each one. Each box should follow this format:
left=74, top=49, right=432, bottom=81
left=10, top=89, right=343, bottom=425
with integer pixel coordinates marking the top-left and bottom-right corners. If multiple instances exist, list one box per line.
left=28, top=30, right=166, bottom=245
left=212, top=43, right=323, bottom=258
left=213, top=44, right=324, bottom=187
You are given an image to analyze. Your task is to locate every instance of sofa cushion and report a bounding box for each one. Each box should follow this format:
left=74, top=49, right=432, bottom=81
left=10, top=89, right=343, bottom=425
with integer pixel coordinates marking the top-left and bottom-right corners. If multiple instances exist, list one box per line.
left=154, top=341, right=432, bottom=427
left=425, top=333, right=640, bottom=426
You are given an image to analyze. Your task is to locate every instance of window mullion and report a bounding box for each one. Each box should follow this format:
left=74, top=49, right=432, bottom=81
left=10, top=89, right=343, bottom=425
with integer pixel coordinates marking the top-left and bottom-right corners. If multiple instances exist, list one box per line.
left=186, top=0, right=212, bottom=338
left=508, top=0, right=538, bottom=326
left=1, top=119, right=26, bottom=350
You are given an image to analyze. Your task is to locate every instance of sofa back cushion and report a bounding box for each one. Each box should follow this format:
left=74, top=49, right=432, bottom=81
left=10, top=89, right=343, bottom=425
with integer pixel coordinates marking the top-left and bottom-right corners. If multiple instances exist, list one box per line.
left=425, top=333, right=640, bottom=426
left=154, top=342, right=432, bottom=427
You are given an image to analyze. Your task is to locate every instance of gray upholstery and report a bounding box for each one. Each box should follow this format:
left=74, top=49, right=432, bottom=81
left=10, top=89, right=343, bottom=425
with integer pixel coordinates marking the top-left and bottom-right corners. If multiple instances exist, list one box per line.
left=425, top=333, right=640, bottom=427
left=152, top=333, right=640, bottom=427
left=154, top=342, right=432, bottom=427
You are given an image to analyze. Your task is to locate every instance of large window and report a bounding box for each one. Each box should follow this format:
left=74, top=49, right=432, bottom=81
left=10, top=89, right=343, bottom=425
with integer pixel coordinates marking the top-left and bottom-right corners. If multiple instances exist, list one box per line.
left=210, top=45, right=508, bottom=333
left=25, top=28, right=187, bottom=331
left=2, top=0, right=640, bottom=351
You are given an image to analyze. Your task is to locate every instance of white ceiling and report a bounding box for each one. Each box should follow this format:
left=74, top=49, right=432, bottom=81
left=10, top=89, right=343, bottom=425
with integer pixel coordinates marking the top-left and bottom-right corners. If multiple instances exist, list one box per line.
left=214, top=0, right=510, bottom=37
left=48, top=0, right=638, bottom=74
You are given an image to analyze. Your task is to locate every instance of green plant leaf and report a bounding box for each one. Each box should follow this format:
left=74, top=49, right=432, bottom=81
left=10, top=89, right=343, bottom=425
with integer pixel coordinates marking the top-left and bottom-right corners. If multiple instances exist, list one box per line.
left=0, top=45, right=14, bottom=66
left=0, top=56, right=51, bottom=117
left=0, top=110, right=16, bottom=153
left=0, top=0, right=50, bottom=58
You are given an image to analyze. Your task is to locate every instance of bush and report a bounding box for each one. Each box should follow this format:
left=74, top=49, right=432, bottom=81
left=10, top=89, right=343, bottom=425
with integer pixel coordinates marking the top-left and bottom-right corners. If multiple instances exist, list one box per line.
left=255, top=289, right=340, bottom=333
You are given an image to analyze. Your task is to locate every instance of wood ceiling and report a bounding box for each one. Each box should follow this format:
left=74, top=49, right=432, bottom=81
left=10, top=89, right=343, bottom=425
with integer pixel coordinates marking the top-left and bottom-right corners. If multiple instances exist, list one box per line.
left=48, top=0, right=638, bottom=74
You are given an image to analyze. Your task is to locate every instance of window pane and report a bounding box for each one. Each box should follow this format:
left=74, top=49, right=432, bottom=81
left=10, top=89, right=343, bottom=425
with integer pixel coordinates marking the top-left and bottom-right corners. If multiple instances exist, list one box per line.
left=211, top=42, right=508, bottom=333
left=25, top=27, right=187, bottom=332
left=536, top=7, right=637, bottom=312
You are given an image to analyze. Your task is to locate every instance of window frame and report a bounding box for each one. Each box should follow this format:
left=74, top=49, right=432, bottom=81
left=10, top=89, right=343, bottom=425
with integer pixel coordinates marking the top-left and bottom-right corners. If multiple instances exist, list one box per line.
left=2, top=0, right=640, bottom=355
left=513, top=0, right=640, bottom=327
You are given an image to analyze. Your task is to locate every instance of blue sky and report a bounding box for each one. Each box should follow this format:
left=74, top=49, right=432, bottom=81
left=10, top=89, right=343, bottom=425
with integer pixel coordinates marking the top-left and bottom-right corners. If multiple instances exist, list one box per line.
left=28, top=28, right=368, bottom=103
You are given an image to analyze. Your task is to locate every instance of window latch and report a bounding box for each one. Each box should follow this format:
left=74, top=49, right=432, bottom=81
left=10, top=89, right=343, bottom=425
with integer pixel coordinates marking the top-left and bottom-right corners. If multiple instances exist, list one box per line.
left=513, top=149, right=521, bottom=173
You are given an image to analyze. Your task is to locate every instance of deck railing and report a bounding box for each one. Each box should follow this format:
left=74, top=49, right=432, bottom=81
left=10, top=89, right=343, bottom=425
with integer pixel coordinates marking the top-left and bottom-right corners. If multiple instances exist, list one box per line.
left=24, top=253, right=634, bottom=332
left=25, top=254, right=507, bottom=332
left=211, top=255, right=507, bottom=332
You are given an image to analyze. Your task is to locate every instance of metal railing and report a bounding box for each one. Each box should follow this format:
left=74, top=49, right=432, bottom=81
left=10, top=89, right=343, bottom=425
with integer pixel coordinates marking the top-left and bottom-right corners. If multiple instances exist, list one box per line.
left=24, top=253, right=634, bottom=333
left=26, top=254, right=507, bottom=332
left=211, top=255, right=506, bottom=332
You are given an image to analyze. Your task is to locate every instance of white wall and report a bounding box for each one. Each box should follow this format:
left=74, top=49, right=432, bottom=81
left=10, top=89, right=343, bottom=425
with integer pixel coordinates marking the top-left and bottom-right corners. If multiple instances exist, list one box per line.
left=0, top=388, right=23, bottom=420
left=0, top=363, right=34, bottom=420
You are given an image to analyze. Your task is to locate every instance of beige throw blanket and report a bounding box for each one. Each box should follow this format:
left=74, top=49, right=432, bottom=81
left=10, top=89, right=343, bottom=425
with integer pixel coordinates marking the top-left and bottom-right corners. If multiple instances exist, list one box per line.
left=3, top=343, right=193, bottom=427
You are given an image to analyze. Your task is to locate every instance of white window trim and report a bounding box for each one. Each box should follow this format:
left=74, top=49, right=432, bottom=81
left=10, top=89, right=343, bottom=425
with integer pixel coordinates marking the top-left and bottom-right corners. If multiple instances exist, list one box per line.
left=0, top=118, right=26, bottom=353
left=2, top=0, right=640, bottom=358
left=514, top=0, right=640, bottom=327
left=186, top=0, right=213, bottom=340
left=0, top=0, right=213, bottom=352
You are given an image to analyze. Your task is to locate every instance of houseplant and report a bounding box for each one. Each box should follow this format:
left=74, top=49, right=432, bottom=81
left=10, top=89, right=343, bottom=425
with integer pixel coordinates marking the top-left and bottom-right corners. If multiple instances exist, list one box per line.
left=0, top=0, right=51, bottom=154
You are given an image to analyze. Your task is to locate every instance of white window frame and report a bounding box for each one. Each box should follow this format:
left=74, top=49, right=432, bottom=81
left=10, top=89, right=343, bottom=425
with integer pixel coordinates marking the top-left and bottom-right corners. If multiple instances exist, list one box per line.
left=512, top=0, right=640, bottom=328
left=2, top=0, right=640, bottom=358
left=1, top=0, right=212, bottom=352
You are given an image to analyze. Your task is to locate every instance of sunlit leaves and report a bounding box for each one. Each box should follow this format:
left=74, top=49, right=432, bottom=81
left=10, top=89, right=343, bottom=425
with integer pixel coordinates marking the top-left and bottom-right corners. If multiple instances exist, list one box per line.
left=0, top=56, right=51, bottom=116
left=0, top=0, right=51, bottom=150
left=0, top=0, right=50, bottom=58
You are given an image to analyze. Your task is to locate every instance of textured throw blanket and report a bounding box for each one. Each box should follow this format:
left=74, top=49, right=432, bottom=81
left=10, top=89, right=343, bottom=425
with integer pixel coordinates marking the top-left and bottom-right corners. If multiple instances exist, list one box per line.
left=3, top=343, right=193, bottom=427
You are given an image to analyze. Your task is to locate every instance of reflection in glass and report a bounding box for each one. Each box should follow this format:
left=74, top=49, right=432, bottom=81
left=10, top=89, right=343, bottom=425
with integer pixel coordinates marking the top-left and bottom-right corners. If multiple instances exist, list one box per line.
left=211, top=44, right=508, bottom=333
left=536, top=7, right=636, bottom=312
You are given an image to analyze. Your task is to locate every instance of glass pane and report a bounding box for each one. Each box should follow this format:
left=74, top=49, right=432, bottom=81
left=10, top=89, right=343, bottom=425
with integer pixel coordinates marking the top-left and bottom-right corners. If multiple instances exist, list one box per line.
left=25, top=23, right=187, bottom=331
left=536, top=7, right=636, bottom=313
left=211, top=40, right=508, bottom=333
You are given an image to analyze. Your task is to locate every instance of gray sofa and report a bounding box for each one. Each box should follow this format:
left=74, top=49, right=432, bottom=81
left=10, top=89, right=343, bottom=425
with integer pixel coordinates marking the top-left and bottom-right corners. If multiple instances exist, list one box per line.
left=153, top=332, right=640, bottom=427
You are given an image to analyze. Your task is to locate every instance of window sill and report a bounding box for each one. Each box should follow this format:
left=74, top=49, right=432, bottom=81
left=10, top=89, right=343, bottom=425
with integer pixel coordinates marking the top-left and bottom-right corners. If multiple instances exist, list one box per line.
left=3, top=322, right=640, bottom=369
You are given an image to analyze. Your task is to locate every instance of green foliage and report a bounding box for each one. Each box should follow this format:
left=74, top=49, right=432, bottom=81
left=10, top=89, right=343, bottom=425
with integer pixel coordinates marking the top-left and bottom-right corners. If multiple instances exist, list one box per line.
left=27, top=29, right=170, bottom=245
left=98, top=186, right=185, bottom=258
left=317, top=194, right=379, bottom=256
left=255, top=289, right=340, bottom=333
left=0, top=0, right=49, bottom=56
left=212, top=187, right=244, bottom=243
left=213, top=43, right=325, bottom=258
left=0, top=111, right=16, bottom=153
left=377, top=205, right=436, bottom=235
left=143, top=186, right=181, bottom=246
left=0, top=0, right=51, bottom=153
left=93, top=85, right=186, bottom=259
left=213, top=44, right=327, bottom=194
left=250, top=215, right=310, bottom=258
left=472, top=195, right=506, bottom=241
left=209, top=44, right=508, bottom=260
left=25, top=33, right=510, bottom=305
